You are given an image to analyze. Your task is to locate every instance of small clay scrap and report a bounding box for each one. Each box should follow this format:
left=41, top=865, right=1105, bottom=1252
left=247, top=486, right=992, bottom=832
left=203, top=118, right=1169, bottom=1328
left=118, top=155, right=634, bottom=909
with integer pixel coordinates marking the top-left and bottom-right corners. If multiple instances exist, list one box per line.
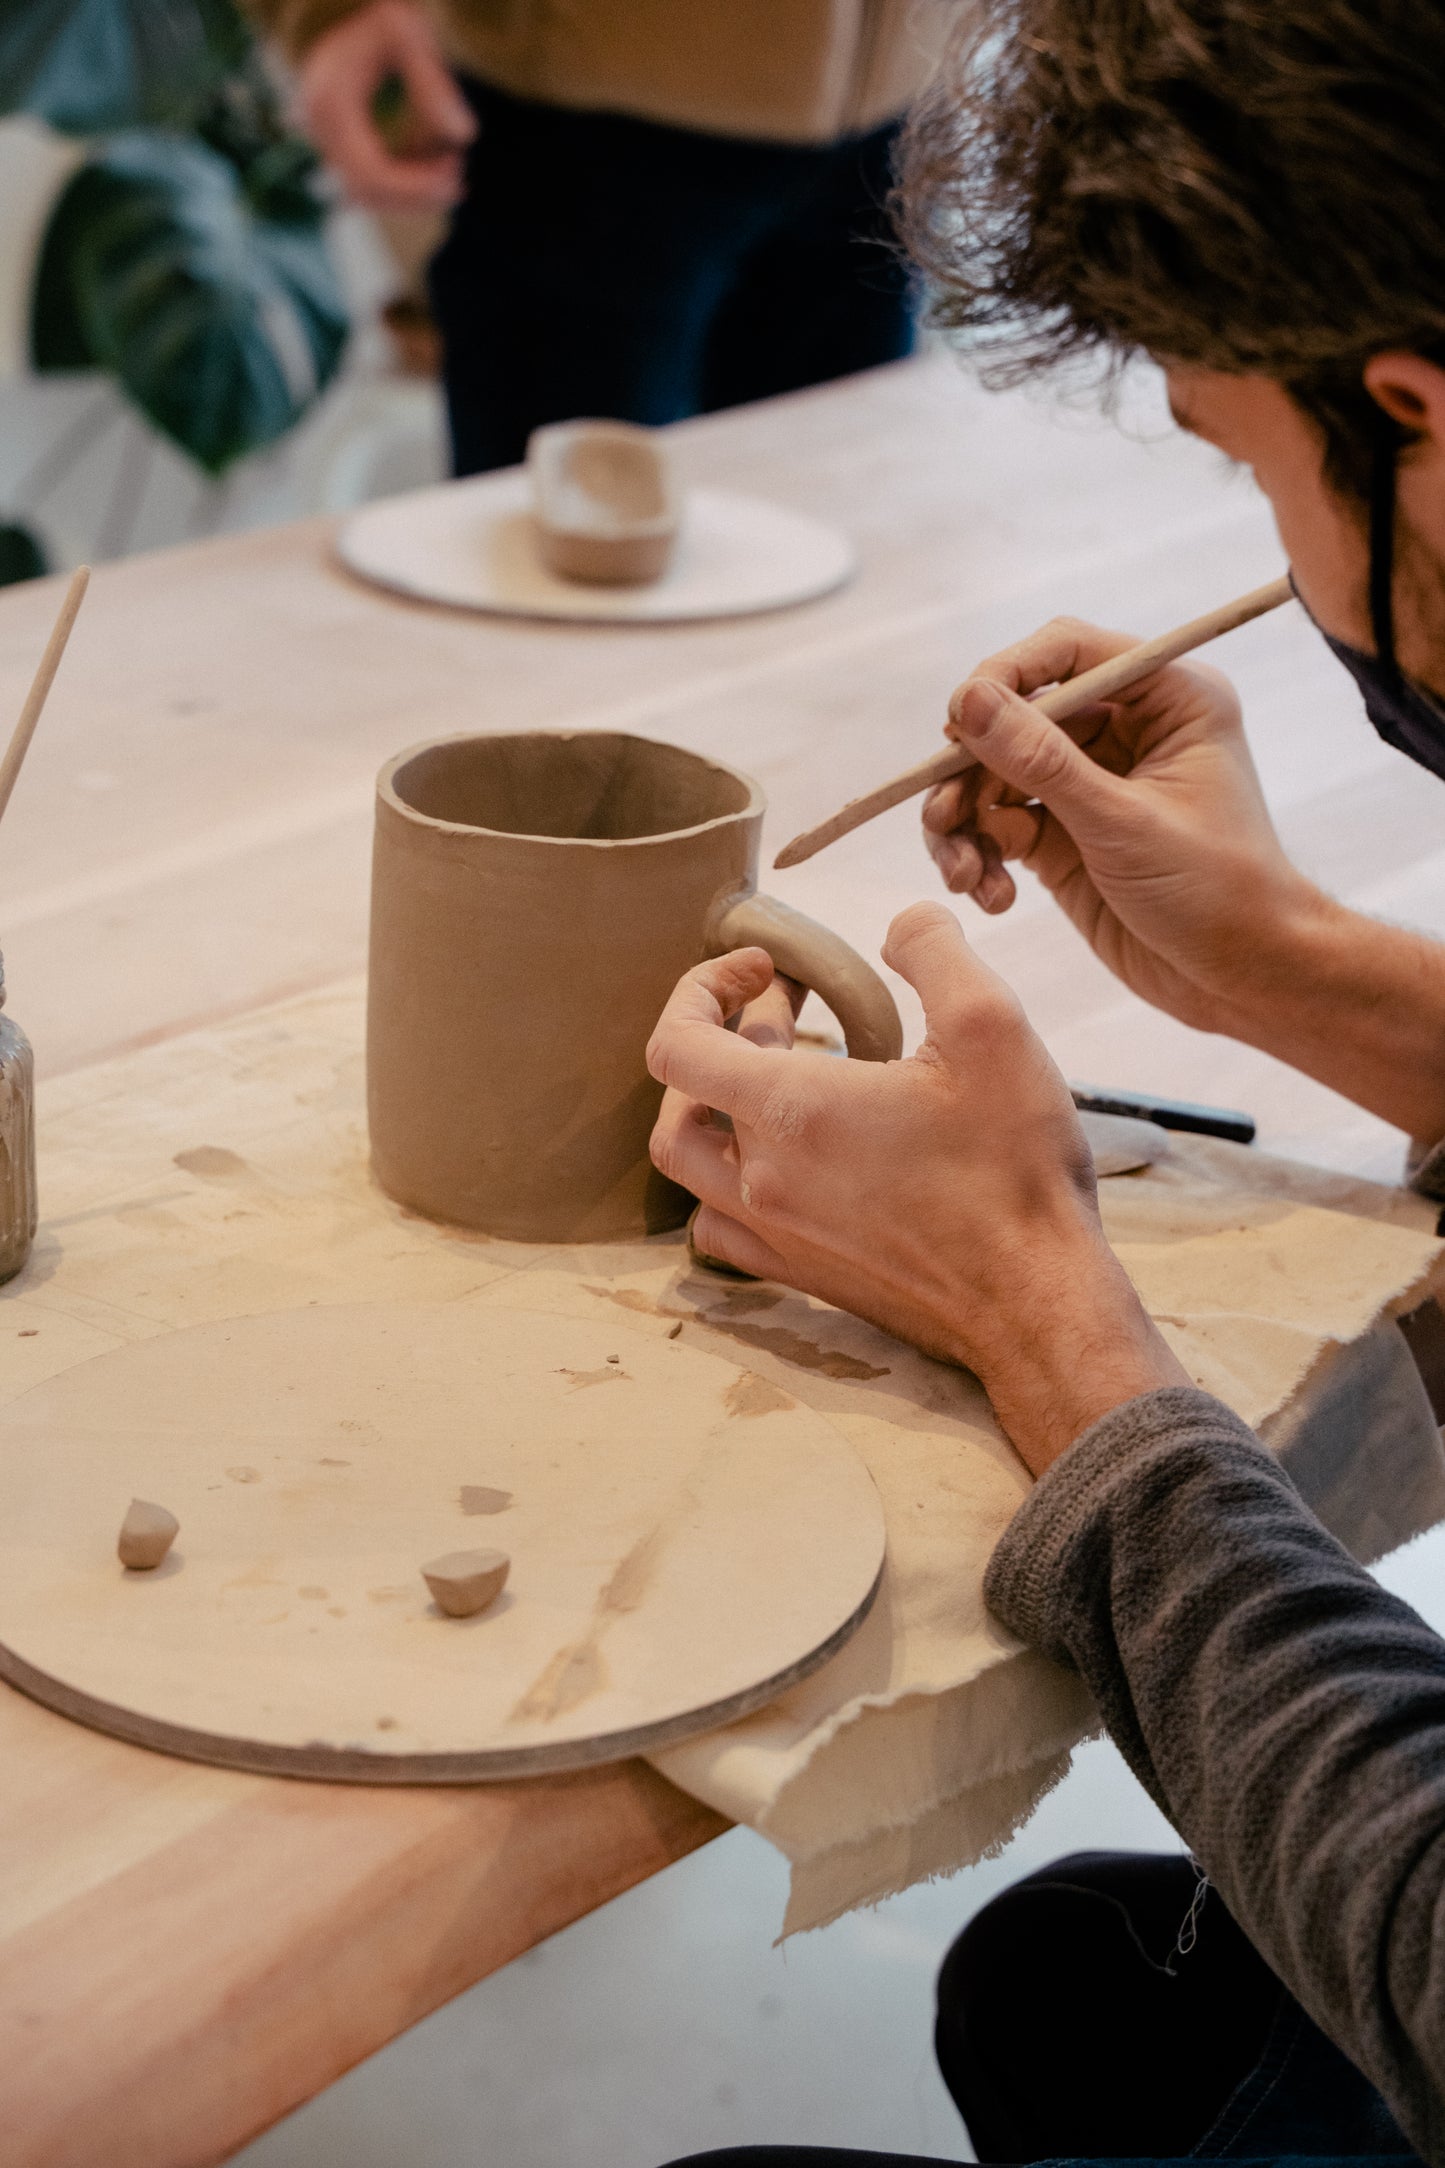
left=422, top=1547, right=510, bottom=1618
left=528, top=420, right=679, bottom=586
left=1079, top=1109, right=1173, bottom=1178
left=459, top=1484, right=512, bottom=1517
left=118, top=1498, right=178, bottom=1571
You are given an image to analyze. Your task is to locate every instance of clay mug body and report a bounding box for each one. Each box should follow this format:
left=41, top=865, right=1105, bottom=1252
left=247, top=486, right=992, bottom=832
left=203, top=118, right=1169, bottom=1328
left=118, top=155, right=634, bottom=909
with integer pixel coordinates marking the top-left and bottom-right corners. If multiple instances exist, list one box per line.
left=367, top=731, right=902, bottom=1241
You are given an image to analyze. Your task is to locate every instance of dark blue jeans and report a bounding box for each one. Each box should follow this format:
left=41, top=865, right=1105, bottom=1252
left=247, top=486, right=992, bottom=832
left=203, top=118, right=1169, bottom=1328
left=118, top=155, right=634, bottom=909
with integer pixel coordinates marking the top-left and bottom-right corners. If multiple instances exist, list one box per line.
left=428, top=81, right=914, bottom=476
left=662, top=1852, right=1417, bottom=2168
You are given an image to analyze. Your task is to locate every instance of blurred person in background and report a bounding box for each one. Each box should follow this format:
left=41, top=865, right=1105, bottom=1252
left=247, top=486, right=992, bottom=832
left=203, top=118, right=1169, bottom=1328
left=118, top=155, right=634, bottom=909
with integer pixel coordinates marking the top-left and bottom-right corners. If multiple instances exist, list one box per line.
left=248, top=0, right=945, bottom=473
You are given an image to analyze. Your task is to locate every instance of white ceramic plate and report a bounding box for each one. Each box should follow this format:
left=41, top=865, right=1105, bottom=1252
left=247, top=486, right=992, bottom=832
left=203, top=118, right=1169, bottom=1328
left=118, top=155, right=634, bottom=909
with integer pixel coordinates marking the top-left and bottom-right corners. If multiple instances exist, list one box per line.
left=336, top=474, right=856, bottom=623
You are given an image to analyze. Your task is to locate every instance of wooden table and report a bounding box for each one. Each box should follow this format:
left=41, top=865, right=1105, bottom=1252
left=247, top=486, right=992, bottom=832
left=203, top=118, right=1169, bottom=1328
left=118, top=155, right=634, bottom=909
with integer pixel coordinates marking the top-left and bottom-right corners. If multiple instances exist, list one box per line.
left=0, top=352, right=1434, bottom=2166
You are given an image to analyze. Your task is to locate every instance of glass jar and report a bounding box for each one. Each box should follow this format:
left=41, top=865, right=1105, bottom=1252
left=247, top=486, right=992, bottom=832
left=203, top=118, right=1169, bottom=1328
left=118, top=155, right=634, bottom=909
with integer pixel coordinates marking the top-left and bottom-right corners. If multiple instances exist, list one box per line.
left=0, top=950, right=36, bottom=1285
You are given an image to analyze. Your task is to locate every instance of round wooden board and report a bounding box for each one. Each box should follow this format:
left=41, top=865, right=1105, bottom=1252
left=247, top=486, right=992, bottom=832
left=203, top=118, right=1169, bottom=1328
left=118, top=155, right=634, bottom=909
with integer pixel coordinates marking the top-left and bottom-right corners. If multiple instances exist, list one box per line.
left=336, top=475, right=856, bottom=623
left=0, top=1305, right=885, bottom=1780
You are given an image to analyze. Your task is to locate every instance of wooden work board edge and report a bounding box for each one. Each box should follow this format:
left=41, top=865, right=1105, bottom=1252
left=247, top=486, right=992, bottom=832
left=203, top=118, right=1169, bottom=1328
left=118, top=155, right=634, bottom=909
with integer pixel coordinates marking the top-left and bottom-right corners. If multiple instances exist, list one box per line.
left=0, top=1563, right=883, bottom=1782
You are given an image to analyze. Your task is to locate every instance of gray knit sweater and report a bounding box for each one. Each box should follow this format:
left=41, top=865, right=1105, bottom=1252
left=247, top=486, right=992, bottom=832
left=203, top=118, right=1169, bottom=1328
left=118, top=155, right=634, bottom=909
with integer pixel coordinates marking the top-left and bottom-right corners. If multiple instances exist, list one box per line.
left=985, top=1385, right=1445, bottom=2165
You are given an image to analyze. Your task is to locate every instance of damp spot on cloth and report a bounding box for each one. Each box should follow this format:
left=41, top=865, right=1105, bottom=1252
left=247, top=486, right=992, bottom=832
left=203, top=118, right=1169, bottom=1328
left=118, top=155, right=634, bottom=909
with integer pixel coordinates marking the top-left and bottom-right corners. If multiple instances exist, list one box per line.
left=716, top=1285, right=784, bottom=1315
left=725, top=1371, right=796, bottom=1418
left=703, top=1312, right=889, bottom=1382
left=173, top=1146, right=249, bottom=1179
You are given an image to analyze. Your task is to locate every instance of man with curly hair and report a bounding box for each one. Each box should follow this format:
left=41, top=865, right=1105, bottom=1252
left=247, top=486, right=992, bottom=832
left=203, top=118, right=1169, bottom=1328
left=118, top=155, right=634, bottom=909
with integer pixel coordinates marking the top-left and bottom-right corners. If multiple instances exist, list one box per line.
left=646, top=4, right=1445, bottom=2163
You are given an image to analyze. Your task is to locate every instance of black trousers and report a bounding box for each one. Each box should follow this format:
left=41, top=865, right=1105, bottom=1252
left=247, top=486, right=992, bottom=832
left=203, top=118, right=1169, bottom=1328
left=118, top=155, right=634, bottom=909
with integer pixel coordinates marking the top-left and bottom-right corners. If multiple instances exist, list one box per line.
left=662, top=1852, right=1416, bottom=2168
left=428, top=80, right=915, bottom=476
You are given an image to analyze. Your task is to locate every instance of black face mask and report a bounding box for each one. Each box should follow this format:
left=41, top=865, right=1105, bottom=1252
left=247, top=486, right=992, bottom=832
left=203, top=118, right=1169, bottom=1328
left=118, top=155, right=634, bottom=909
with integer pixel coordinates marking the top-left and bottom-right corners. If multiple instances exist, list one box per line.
left=1300, top=410, right=1445, bottom=780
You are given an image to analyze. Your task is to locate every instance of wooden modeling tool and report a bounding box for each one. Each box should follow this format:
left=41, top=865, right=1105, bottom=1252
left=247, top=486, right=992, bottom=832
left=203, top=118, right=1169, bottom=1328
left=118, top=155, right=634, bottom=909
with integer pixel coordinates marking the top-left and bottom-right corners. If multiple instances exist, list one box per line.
left=773, top=573, right=1294, bottom=869
left=0, top=566, right=90, bottom=832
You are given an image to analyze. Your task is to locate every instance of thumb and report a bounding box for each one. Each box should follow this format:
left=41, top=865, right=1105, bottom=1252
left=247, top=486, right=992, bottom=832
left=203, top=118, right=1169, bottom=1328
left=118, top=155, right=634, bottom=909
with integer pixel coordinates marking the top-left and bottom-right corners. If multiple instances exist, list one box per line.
left=881, top=900, right=1021, bottom=1043
left=948, top=677, right=1129, bottom=830
left=395, top=12, right=476, bottom=142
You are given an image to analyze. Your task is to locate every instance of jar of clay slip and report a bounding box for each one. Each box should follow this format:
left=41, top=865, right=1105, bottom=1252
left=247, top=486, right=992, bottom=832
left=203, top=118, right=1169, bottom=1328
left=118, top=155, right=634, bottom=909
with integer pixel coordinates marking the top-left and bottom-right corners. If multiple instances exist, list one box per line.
left=0, top=950, right=36, bottom=1284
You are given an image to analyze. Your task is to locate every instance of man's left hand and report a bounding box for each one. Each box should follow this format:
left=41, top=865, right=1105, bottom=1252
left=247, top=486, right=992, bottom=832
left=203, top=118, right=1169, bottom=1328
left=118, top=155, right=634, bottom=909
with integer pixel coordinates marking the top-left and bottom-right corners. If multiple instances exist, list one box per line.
left=648, top=902, right=1185, bottom=1475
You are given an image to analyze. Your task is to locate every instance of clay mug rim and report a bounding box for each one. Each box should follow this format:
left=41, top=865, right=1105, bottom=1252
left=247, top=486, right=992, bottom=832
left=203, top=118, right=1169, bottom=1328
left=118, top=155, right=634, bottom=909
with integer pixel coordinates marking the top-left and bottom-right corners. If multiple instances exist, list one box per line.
left=376, top=729, right=765, bottom=852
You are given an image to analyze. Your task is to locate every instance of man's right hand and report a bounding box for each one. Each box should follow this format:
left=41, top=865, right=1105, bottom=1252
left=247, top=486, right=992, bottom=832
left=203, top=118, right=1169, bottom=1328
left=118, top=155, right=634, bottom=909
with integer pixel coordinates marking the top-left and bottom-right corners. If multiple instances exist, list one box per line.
left=922, top=614, right=1329, bottom=1037
left=298, top=0, right=475, bottom=210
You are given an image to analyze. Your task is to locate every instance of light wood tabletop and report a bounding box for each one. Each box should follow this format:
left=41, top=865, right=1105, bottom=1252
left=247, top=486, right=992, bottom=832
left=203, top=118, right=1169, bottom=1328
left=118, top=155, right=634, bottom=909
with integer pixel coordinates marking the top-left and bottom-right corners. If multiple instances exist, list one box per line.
left=0, top=350, right=1437, bottom=2165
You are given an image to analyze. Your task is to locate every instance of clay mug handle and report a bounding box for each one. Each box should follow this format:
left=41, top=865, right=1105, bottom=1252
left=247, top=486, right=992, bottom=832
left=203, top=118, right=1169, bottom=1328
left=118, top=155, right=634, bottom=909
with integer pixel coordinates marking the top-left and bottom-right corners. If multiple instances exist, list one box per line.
left=706, top=890, right=903, bottom=1063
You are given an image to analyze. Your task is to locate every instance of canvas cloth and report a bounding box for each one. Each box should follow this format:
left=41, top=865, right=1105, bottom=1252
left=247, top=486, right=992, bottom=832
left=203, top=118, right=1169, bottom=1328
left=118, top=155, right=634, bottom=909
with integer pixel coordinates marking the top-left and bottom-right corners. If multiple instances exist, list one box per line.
left=8, top=981, right=1444, bottom=1934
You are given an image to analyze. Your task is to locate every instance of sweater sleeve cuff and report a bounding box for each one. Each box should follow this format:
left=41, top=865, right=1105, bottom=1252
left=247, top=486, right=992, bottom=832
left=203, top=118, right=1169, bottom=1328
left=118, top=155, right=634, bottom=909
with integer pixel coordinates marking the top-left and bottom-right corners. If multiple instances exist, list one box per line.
left=983, top=1385, right=1269, bottom=1664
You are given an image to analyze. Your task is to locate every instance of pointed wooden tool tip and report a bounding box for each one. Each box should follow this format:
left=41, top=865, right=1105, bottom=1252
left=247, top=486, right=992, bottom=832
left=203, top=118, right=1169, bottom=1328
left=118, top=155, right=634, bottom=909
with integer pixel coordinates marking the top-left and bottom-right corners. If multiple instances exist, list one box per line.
left=772, top=835, right=813, bottom=871
left=118, top=1498, right=179, bottom=1571
left=422, top=1547, right=510, bottom=1618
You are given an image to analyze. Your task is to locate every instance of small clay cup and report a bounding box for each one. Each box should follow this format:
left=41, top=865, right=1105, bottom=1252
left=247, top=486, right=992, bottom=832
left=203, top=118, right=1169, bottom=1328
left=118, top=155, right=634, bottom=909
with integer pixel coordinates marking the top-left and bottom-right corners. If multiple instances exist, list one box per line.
left=368, top=731, right=902, bottom=1241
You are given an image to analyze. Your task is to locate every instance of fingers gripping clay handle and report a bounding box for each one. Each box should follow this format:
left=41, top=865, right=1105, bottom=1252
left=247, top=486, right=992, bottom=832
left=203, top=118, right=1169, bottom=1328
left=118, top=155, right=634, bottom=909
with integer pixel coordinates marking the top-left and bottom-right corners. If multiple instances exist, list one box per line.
left=708, top=891, right=903, bottom=1063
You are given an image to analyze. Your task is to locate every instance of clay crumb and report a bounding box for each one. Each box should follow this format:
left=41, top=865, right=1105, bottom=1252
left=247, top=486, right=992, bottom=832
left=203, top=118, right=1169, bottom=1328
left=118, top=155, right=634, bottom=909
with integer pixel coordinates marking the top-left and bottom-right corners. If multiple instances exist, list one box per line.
left=118, top=1498, right=179, bottom=1571
left=606, top=1354, right=620, bottom=1364
left=225, top=1466, right=261, bottom=1484
left=422, top=1548, right=510, bottom=1618
left=667, top=1321, right=683, bottom=1340
left=459, top=1484, right=513, bottom=1516
left=18, top=1329, right=37, bottom=1339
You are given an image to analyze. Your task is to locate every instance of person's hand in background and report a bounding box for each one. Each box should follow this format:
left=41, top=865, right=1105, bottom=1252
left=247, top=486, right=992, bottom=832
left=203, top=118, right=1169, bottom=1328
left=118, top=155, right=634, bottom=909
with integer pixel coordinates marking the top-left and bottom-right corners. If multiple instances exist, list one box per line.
left=298, top=0, right=475, bottom=210
left=649, top=904, right=1185, bottom=1475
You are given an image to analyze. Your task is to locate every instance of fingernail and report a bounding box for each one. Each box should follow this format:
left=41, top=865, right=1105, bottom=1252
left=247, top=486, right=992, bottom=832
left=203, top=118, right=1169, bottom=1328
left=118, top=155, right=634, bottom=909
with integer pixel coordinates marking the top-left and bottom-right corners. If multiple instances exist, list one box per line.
left=955, top=680, right=1007, bottom=736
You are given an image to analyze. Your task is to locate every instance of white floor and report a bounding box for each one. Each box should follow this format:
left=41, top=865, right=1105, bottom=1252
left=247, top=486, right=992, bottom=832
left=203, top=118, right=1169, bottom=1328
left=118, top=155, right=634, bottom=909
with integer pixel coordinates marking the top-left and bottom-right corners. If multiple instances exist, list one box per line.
left=233, top=1520, right=1445, bottom=2168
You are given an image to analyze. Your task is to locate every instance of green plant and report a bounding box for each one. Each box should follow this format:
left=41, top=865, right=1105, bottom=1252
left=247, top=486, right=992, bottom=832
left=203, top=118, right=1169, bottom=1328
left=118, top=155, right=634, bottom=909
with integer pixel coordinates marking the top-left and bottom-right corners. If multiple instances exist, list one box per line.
left=3, top=0, right=349, bottom=478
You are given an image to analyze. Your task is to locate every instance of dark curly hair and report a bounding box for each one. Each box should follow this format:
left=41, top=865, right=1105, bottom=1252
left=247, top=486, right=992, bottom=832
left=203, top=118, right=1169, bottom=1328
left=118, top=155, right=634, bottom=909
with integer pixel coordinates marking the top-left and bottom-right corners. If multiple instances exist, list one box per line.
left=897, top=0, right=1445, bottom=493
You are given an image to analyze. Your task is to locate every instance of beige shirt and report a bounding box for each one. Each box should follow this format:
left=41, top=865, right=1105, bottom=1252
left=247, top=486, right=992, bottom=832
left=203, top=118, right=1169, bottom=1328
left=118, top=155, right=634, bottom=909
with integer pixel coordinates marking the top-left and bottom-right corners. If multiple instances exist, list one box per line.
left=250, top=0, right=950, bottom=146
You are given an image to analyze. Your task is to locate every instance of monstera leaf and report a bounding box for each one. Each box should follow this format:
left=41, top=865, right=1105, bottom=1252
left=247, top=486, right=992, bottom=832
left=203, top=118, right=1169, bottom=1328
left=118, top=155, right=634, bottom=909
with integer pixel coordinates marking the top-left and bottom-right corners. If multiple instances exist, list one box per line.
left=0, top=0, right=249, bottom=134
left=0, top=523, right=49, bottom=586
left=32, top=131, right=348, bottom=473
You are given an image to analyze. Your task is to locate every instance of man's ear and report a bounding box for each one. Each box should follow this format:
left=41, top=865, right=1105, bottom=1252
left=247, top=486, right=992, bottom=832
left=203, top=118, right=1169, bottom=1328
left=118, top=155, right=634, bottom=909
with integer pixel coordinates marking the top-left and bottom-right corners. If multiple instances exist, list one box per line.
left=1364, top=351, right=1445, bottom=442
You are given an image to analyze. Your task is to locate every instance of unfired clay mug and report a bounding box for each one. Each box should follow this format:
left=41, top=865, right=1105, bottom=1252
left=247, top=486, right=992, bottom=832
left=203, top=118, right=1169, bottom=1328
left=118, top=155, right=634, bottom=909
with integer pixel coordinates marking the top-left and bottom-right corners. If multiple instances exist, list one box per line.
left=367, top=731, right=903, bottom=1241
